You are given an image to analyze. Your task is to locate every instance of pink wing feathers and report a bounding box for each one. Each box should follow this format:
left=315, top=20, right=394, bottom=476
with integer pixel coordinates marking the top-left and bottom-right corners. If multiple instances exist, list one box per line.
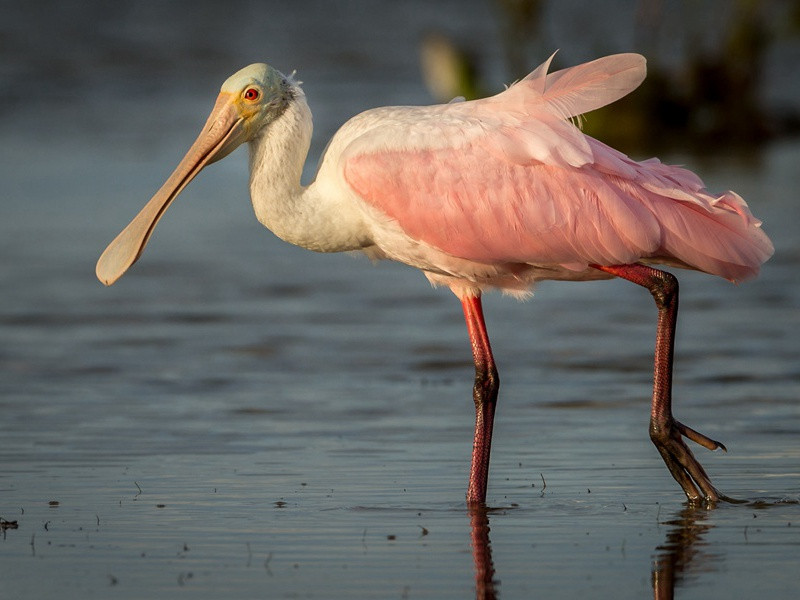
left=342, top=54, right=773, bottom=282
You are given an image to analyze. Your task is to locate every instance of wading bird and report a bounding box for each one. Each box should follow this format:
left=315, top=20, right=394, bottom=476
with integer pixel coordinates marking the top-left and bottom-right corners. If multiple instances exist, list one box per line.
left=97, top=53, right=773, bottom=505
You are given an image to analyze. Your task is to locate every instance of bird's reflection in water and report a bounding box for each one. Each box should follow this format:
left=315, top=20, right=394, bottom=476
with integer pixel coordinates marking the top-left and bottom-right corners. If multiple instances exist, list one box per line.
left=652, top=506, right=719, bottom=600
left=466, top=504, right=722, bottom=600
left=469, top=506, right=498, bottom=600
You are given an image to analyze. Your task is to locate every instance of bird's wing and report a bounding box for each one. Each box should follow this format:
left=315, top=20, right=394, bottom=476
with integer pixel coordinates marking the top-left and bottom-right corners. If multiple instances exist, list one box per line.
left=340, top=53, right=772, bottom=280
left=520, top=51, right=646, bottom=120
left=344, top=131, right=663, bottom=271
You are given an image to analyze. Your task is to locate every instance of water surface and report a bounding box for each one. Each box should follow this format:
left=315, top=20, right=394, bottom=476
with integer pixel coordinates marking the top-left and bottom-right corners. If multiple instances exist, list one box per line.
left=1, top=1, right=799, bottom=598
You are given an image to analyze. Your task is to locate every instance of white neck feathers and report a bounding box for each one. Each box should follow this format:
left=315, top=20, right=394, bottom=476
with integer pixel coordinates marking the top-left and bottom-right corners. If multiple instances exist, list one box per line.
left=247, top=90, right=369, bottom=253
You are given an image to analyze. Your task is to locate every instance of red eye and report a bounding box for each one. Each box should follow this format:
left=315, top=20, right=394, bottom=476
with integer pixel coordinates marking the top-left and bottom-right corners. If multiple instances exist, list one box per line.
left=244, top=87, right=260, bottom=101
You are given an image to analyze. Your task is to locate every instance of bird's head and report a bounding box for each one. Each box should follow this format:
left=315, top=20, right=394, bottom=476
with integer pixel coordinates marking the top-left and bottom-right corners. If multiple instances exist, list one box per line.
left=215, top=63, right=297, bottom=156
left=96, top=63, right=296, bottom=286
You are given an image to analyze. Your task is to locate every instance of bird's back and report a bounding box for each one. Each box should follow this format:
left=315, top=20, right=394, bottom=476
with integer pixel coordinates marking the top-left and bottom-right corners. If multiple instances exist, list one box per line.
left=332, top=53, right=773, bottom=284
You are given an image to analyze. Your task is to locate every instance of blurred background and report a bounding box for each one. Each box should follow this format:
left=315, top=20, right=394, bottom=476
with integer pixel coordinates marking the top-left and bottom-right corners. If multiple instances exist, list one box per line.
left=3, top=0, right=799, bottom=154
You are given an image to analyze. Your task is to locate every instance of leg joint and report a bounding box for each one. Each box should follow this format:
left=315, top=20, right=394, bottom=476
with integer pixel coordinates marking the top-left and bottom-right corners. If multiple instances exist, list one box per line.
left=648, top=270, right=678, bottom=310
left=591, top=264, right=679, bottom=310
left=473, top=363, right=499, bottom=402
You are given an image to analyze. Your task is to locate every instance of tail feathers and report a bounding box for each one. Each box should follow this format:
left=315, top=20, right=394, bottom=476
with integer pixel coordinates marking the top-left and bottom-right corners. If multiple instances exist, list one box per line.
left=646, top=188, right=774, bottom=282
left=589, top=139, right=773, bottom=281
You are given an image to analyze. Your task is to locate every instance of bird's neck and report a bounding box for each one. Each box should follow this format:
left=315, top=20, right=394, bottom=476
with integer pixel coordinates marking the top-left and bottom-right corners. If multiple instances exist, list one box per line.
left=247, top=91, right=368, bottom=253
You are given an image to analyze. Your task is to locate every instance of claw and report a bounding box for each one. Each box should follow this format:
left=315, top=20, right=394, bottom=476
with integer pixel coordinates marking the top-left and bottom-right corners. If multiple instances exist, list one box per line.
left=651, top=418, right=722, bottom=502
left=674, top=420, right=727, bottom=452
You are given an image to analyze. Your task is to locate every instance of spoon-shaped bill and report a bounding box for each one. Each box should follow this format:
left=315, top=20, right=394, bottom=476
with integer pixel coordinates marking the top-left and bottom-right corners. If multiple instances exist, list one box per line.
left=96, top=93, right=244, bottom=286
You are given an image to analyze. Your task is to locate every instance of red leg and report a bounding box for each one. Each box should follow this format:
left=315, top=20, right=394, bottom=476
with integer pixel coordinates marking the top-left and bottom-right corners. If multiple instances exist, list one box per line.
left=592, top=264, right=726, bottom=502
left=461, top=295, right=499, bottom=505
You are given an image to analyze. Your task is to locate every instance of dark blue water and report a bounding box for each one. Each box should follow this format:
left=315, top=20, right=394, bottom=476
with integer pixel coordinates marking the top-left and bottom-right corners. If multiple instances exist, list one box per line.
left=2, top=1, right=799, bottom=598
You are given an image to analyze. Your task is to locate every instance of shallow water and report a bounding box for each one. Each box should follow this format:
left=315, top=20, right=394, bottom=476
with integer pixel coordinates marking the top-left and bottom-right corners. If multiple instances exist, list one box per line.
left=2, top=1, right=800, bottom=598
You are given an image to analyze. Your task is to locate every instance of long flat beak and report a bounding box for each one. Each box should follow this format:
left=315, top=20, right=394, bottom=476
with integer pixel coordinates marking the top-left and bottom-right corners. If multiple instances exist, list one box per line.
left=96, top=92, right=244, bottom=286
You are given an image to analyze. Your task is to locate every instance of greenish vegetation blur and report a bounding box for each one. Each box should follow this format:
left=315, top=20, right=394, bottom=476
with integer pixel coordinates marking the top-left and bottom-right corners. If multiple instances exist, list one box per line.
left=420, top=0, right=800, bottom=153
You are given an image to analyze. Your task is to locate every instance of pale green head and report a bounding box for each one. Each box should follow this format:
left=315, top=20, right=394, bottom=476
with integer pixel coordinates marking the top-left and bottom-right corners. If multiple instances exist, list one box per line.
left=218, top=63, right=296, bottom=143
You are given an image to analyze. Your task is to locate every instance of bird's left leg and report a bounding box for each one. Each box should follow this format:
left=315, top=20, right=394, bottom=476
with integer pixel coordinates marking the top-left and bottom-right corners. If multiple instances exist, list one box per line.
left=592, top=264, right=726, bottom=503
left=461, top=294, right=500, bottom=506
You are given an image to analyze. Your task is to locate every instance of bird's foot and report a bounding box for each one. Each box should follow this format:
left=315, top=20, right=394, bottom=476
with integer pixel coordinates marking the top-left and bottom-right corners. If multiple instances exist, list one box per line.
left=650, top=417, right=727, bottom=504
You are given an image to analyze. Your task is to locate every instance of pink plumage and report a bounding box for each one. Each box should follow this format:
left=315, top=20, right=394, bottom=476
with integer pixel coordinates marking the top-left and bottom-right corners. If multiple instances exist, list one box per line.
left=343, top=53, right=773, bottom=284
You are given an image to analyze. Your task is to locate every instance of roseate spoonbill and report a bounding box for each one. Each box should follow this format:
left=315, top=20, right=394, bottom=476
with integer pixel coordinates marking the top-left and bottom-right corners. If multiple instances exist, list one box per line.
left=97, top=53, right=773, bottom=505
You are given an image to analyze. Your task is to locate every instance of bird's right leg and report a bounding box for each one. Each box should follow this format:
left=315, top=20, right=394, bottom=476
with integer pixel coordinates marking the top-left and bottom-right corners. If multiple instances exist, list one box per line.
left=592, top=264, right=725, bottom=503
left=461, top=294, right=500, bottom=506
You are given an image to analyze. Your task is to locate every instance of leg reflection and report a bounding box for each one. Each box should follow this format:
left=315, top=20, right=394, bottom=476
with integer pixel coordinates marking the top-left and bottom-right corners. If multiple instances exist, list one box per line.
left=469, top=506, right=498, bottom=600
left=652, top=506, right=718, bottom=600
